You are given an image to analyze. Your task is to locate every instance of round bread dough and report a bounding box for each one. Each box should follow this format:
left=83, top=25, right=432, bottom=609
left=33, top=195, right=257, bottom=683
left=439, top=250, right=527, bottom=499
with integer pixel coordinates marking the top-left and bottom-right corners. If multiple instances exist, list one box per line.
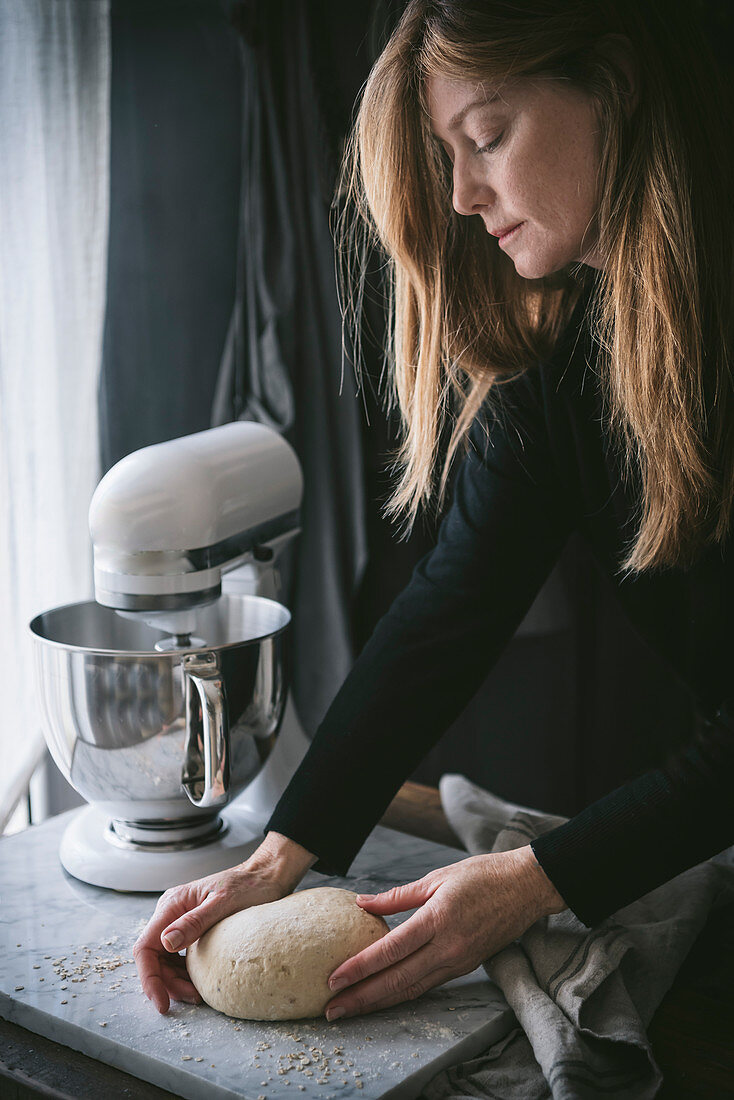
left=186, top=887, right=389, bottom=1020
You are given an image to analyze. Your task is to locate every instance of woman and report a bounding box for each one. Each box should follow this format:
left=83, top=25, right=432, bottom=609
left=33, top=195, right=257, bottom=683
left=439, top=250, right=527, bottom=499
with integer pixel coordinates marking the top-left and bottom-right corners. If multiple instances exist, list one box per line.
left=134, top=0, right=734, bottom=1022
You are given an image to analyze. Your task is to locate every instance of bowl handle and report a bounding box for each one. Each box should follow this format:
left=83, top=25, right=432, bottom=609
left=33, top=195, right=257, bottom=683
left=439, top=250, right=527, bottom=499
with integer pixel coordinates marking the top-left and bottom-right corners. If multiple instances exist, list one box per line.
left=182, top=654, right=230, bottom=809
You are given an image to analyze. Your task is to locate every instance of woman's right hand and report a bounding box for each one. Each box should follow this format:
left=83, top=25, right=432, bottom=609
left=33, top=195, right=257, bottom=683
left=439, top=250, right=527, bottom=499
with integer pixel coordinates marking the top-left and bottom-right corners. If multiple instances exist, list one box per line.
left=133, top=831, right=316, bottom=1013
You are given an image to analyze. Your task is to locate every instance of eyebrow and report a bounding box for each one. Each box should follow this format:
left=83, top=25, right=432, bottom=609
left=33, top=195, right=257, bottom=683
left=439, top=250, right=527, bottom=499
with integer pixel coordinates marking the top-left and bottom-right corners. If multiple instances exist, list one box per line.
left=446, top=92, right=501, bottom=131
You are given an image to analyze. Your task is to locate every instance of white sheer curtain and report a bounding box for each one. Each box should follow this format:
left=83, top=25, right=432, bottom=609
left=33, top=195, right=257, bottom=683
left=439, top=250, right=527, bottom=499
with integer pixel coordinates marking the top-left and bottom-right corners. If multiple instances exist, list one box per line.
left=0, top=0, right=110, bottom=827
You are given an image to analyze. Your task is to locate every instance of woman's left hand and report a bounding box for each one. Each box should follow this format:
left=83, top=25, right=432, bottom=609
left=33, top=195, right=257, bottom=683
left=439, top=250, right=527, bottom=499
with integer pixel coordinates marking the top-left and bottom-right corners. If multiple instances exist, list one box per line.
left=324, top=845, right=565, bottom=1020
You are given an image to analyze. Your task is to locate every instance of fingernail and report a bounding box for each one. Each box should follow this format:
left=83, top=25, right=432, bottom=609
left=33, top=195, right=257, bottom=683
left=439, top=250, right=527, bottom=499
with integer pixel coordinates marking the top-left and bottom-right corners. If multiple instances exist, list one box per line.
left=356, top=894, right=375, bottom=903
left=163, top=931, right=183, bottom=950
left=329, top=977, right=347, bottom=993
left=326, top=1006, right=346, bottom=1021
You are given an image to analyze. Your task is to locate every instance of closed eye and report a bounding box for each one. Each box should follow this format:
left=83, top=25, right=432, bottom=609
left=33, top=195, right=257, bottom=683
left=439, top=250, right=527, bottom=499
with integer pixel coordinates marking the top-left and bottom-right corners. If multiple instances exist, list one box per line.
left=476, top=132, right=503, bottom=154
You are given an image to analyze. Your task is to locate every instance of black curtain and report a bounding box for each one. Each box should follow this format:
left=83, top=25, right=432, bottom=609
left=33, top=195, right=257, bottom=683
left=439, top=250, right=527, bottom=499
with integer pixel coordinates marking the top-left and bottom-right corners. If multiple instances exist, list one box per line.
left=210, top=1, right=376, bottom=735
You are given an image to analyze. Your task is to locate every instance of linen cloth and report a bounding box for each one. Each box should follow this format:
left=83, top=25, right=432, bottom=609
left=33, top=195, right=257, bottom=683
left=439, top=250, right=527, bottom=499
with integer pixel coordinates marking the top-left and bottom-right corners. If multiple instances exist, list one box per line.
left=422, top=773, right=734, bottom=1100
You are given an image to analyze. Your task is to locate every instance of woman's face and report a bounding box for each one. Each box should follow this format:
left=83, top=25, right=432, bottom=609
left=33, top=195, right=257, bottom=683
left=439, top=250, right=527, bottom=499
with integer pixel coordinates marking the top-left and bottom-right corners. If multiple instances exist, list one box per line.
left=427, top=74, right=604, bottom=278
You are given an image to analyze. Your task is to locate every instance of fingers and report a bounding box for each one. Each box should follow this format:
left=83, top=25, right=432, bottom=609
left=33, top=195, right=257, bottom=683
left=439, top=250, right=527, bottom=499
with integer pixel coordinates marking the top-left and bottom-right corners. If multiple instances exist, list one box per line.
left=326, top=943, right=456, bottom=1020
left=328, top=907, right=435, bottom=993
left=137, top=888, right=197, bottom=956
left=134, top=941, right=173, bottom=1014
left=133, top=937, right=203, bottom=1014
left=356, top=876, right=438, bottom=917
left=160, top=961, right=202, bottom=1006
left=133, top=886, right=220, bottom=1014
left=160, top=892, right=228, bottom=952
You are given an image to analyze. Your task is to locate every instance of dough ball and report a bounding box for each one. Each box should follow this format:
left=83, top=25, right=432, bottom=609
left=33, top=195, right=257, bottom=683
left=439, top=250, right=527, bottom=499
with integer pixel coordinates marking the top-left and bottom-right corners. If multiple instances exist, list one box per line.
left=186, top=887, right=389, bottom=1020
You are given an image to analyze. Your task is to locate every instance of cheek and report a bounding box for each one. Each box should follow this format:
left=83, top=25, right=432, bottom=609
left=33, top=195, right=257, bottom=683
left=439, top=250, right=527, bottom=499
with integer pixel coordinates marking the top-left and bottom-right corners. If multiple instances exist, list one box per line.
left=550, top=130, right=601, bottom=234
left=502, top=140, right=565, bottom=222
left=507, top=121, right=599, bottom=238
left=520, top=166, right=597, bottom=254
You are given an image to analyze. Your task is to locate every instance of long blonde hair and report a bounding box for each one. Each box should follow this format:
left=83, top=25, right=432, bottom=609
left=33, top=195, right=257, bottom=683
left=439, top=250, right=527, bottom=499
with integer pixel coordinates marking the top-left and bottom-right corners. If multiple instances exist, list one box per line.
left=336, top=0, right=734, bottom=574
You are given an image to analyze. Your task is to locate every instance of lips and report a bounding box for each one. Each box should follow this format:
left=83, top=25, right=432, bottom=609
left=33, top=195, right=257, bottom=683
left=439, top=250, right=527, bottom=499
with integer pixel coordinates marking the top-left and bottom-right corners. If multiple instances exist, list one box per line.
left=489, top=221, right=522, bottom=238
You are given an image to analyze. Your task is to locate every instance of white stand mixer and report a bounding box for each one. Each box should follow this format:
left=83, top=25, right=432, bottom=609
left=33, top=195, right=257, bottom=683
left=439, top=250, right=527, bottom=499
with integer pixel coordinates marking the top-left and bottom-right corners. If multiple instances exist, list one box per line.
left=31, top=423, right=311, bottom=891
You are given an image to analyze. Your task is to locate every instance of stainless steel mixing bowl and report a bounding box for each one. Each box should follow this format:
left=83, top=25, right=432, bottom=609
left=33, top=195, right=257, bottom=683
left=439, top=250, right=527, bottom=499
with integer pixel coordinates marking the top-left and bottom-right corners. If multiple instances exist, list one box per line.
left=29, top=595, right=290, bottom=840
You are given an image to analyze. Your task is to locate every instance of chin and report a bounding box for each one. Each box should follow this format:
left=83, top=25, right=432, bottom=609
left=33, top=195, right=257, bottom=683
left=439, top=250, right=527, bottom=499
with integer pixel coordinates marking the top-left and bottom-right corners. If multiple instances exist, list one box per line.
left=507, top=232, right=579, bottom=280
left=512, top=261, right=542, bottom=279
left=511, top=253, right=571, bottom=280
left=512, top=258, right=552, bottom=280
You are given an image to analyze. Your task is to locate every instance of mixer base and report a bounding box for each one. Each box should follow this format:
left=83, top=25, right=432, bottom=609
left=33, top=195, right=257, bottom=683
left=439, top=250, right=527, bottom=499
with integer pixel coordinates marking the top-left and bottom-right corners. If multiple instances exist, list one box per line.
left=60, top=803, right=268, bottom=892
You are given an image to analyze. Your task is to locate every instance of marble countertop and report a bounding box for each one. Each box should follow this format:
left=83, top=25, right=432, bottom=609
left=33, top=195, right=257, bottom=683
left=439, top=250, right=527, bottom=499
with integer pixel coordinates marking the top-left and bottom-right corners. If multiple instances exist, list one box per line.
left=0, top=809, right=515, bottom=1100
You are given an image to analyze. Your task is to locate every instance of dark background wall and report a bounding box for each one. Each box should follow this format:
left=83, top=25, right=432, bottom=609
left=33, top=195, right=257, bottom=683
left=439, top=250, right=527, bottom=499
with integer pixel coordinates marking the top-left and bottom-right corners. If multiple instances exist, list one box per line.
left=99, top=0, right=242, bottom=470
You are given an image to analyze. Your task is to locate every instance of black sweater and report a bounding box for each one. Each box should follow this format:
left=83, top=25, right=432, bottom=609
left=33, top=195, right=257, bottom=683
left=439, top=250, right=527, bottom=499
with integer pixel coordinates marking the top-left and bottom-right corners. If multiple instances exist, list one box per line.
left=267, top=295, right=734, bottom=926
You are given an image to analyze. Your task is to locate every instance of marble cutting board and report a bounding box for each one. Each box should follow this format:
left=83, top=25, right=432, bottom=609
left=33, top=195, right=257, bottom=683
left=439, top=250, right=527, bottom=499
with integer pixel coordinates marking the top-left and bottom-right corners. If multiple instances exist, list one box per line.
left=0, top=809, right=516, bottom=1100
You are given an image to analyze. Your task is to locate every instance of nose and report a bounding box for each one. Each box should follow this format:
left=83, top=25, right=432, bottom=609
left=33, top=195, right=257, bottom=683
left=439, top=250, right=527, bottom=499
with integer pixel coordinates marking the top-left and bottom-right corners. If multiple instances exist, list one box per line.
left=452, top=156, right=494, bottom=217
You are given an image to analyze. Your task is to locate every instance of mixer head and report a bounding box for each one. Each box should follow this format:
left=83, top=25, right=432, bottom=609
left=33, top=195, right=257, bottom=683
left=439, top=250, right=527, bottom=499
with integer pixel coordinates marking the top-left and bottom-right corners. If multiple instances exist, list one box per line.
left=89, top=422, right=302, bottom=621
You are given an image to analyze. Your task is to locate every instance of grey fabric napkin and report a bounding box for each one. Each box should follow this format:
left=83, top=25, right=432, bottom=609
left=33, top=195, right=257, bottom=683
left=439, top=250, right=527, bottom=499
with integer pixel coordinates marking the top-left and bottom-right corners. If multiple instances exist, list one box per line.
left=422, top=773, right=734, bottom=1100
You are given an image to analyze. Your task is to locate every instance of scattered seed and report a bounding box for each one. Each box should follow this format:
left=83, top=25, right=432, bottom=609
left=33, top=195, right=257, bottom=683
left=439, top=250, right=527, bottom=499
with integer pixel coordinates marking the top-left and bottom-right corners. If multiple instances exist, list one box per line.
left=61, top=1000, right=67, bottom=1005
left=14, top=986, right=23, bottom=992
left=182, top=1055, right=192, bottom=1061
left=98, top=1021, right=107, bottom=1027
left=195, top=1057, right=203, bottom=1062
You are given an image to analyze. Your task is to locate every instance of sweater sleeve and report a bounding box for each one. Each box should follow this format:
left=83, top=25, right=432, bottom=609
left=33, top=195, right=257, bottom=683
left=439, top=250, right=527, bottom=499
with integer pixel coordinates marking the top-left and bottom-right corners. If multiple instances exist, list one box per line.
left=531, top=699, right=734, bottom=926
left=266, top=368, right=575, bottom=874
